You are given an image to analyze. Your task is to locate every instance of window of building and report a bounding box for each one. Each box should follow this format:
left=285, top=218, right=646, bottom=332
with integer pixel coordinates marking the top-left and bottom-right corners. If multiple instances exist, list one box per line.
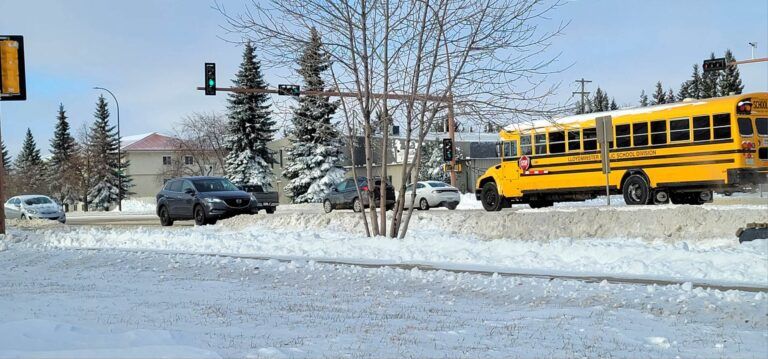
left=520, top=134, right=532, bottom=155
left=738, top=117, right=754, bottom=136
left=712, top=113, right=731, bottom=139
left=162, top=155, right=172, bottom=165
left=615, top=124, right=631, bottom=148
left=650, top=120, right=667, bottom=145
left=756, top=118, right=768, bottom=136
left=534, top=133, right=547, bottom=155
left=567, top=130, right=581, bottom=152
left=583, top=127, right=597, bottom=151
left=548, top=131, right=565, bottom=154
left=669, top=118, right=690, bottom=142
left=692, top=115, right=711, bottom=142
left=184, top=155, right=194, bottom=165
left=632, top=122, right=649, bottom=147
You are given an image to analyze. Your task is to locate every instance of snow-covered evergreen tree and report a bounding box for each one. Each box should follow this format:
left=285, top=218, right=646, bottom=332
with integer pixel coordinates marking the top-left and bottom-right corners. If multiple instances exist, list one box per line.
left=591, top=87, right=609, bottom=112
left=419, top=140, right=445, bottom=181
left=224, top=41, right=276, bottom=188
left=666, top=88, right=676, bottom=103
left=639, top=90, right=649, bottom=107
left=688, top=64, right=702, bottom=99
left=49, top=103, right=80, bottom=205
left=719, top=49, right=744, bottom=96
left=1, top=138, right=11, bottom=171
left=677, top=80, right=691, bottom=100
left=701, top=53, right=719, bottom=98
left=86, top=96, right=132, bottom=210
left=14, top=129, right=46, bottom=194
left=609, top=98, right=618, bottom=111
left=283, top=28, right=345, bottom=202
left=651, top=81, right=666, bottom=105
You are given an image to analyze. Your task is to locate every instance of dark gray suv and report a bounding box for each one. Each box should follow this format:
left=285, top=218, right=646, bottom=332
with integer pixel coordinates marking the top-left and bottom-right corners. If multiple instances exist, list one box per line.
left=156, top=176, right=256, bottom=226
left=323, top=177, right=395, bottom=213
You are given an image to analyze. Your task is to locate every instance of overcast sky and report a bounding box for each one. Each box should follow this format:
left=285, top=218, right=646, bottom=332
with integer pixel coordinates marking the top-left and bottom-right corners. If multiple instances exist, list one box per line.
left=1, top=0, right=766, bottom=157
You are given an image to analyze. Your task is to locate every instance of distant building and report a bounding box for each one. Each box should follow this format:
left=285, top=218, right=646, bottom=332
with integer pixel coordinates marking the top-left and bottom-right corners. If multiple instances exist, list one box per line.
left=121, top=133, right=224, bottom=198
left=267, top=131, right=500, bottom=203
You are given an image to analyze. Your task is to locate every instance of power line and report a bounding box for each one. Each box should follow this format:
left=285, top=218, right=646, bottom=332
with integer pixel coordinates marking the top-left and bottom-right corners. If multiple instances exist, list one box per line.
left=572, top=78, right=592, bottom=114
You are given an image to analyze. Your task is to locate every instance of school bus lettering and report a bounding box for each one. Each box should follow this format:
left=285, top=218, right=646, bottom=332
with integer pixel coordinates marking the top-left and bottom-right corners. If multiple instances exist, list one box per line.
left=475, top=93, right=768, bottom=211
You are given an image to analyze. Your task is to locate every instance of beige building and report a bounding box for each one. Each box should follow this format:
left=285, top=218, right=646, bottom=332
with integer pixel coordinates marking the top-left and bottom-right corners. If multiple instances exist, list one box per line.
left=122, top=133, right=224, bottom=198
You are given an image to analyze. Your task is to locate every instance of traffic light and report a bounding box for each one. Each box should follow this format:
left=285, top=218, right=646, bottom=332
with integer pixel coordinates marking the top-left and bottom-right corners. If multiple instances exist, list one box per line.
left=0, top=35, right=26, bottom=101
left=442, top=138, right=453, bottom=161
left=702, top=57, right=727, bottom=73
left=204, top=63, right=216, bottom=95
left=278, top=84, right=300, bottom=96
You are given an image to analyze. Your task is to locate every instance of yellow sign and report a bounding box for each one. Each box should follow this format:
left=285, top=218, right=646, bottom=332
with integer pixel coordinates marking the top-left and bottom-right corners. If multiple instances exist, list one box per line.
left=0, top=35, right=25, bottom=101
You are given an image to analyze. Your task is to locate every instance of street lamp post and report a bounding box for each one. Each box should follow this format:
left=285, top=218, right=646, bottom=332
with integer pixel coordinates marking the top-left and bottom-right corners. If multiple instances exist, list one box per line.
left=93, top=86, right=122, bottom=212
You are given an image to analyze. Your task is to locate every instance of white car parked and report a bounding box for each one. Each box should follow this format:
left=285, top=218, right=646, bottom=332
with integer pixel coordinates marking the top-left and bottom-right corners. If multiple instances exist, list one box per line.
left=401, top=181, right=461, bottom=210
left=4, top=195, right=66, bottom=223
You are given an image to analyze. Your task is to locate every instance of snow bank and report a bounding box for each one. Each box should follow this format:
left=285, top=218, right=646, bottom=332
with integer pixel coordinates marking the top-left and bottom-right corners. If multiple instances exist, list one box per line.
left=0, top=319, right=220, bottom=359
left=30, top=222, right=768, bottom=286
left=225, top=204, right=766, bottom=241
left=112, top=198, right=155, bottom=213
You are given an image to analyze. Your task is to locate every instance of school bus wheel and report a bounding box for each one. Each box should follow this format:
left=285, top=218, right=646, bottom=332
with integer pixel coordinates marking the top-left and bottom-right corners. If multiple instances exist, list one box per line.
left=622, top=174, right=651, bottom=205
left=481, top=182, right=504, bottom=212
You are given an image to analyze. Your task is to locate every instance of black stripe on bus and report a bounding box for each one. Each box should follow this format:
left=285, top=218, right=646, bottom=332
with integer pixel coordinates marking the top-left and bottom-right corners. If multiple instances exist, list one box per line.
left=519, top=159, right=736, bottom=176
left=533, top=149, right=747, bottom=169
left=522, top=185, right=618, bottom=195
left=502, top=138, right=735, bottom=162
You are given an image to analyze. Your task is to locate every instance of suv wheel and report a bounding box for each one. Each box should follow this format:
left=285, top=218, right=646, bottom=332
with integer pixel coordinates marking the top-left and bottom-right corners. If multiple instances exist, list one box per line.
left=324, top=199, right=333, bottom=213
left=194, top=205, right=208, bottom=226
left=159, top=206, right=173, bottom=226
left=352, top=198, right=362, bottom=212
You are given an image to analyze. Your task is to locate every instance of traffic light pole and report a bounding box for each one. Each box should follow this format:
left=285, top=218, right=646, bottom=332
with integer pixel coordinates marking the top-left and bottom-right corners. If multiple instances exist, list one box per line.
left=447, top=95, right=457, bottom=187
left=0, top=101, right=5, bottom=235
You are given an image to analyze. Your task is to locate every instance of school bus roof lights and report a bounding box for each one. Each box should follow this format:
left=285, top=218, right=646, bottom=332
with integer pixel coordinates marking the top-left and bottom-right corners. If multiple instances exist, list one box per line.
left=0, top=35, right=26, bottom=101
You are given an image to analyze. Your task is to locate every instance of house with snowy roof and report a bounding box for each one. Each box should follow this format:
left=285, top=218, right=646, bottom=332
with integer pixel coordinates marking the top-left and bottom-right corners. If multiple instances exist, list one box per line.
left=121, top=132, right=225, bottom=198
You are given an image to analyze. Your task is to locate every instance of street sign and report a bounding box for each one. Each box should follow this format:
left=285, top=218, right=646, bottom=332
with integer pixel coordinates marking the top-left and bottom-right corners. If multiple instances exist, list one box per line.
left=596, top=115, right=613, bottom=205
left=0, top=35, right=26, bottom=101
left=204, top=63, right=216, bottom=95
left=278, top=84, right=300, bottom=96
left=702, top=57, right=727, bottom=73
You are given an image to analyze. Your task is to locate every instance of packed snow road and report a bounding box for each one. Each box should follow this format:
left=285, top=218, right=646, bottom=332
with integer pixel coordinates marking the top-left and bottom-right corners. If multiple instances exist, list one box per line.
left=0, top=244, right=766, bottom=358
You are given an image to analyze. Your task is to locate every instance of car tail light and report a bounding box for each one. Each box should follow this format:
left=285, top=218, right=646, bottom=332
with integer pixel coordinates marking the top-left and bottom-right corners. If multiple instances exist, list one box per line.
left=361, top=185, right=369, bottom=191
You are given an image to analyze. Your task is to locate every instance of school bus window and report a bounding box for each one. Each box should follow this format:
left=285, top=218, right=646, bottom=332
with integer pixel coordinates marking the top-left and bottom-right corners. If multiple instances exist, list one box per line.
left=548, top=131, right=565, bottom=153
left=615, top=124, right=631, bottom=148
left=520, top=134, right=532, bottom=155
left=756, top=118, right=768, bottom=136
left=692, top=115, right=711, bottom=142
left=650, top=120, right=667, bottom=145
left=567, top=130, right=581, bottom=151
left=534, top=133, right=547, bottom=155
left=632, top=122, right=648, bottom=147
left=737, top=117, right=754, bottom=136
left=502, top=141, right=517, bottom=158
left=669, top=118, right=690, bottom=142
left=583, top=128, right=597, bottom=151
left=712, top=113, right=731, bottom=139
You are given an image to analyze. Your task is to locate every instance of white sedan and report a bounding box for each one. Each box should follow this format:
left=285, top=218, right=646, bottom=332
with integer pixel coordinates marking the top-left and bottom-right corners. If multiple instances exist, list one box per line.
left=401, top=181, right=461, bottom=210
left=4, top=195, right=66, bottom=223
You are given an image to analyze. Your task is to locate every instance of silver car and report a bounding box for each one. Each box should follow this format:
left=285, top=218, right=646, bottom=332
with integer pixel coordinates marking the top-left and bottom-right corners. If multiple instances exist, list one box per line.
left=401, top=181, right=461, bottom=210
left=4, top=195, right=66, bottom=223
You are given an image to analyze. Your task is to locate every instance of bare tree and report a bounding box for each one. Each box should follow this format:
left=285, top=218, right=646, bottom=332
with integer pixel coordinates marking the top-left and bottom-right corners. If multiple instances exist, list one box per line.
left=171, top=112, right=229, bottom=177
left=217, top=0, right=565, bottom=238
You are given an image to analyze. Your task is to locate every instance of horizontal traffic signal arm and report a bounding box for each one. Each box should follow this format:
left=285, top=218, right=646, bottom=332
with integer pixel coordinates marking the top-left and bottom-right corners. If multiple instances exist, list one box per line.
left=195, top=86, right=453, bottom=103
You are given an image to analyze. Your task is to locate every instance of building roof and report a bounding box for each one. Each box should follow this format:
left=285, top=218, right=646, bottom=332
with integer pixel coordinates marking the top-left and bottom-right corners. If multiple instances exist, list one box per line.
left=121, top=132, right=181, bottom=151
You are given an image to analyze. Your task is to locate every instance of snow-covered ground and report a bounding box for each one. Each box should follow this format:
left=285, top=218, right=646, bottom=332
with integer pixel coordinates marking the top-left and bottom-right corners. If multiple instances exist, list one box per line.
left=0, top=244, right=765, bottom=358
left=111, top=198, right=156, bottom=213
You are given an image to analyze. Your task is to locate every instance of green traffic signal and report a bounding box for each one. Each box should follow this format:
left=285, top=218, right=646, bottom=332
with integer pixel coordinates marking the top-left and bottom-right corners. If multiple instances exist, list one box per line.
left=208, top=79, right=215, bottom=87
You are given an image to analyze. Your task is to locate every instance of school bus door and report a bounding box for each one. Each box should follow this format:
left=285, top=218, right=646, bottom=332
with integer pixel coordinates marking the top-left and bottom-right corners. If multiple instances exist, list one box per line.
left=500, top=140, right=521, bottom=196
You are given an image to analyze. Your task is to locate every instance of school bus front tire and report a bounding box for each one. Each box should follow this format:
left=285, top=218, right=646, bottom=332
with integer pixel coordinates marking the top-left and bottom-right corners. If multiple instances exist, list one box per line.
left=481, top=182, right=504, bottom=211
left=622, top=174, right=651, bottom=205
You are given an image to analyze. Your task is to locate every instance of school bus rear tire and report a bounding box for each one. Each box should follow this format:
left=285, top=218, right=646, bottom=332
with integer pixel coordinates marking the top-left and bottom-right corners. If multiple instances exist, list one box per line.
left=481, top=182, right=504, bottom=212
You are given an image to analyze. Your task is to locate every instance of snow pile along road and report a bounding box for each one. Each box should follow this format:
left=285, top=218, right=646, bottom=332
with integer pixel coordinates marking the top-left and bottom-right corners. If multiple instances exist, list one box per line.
left=28, top=221, right=768, bottom=287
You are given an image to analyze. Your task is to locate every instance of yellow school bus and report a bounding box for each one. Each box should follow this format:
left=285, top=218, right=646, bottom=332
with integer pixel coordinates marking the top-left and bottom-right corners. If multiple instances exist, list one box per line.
left=475, top=92, right=768, bottom=210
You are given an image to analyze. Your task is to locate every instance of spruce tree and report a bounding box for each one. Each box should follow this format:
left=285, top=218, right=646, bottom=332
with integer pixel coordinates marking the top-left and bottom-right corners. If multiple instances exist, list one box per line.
left=651, top=81, right=666, bottom=105
left=666, top=88, right=676, bottom=103
left=609, top=98, right=618, bottom=111
left=86, top=96, right=132, bottom=210
left=283, top=28, right=345, bottom=202
left=639, top=90, right=649, bottom=107
left=14, top=129, right=46, bottom=194
left=719, top=49, right=744, bottom=96
left=591, top=87, right=609, bottom=112
left=419, top=140, right=447, bottom=181
left=1, top=139, right=11, bottom=171
left=700, top=53, right=719, bottom=98
left=688, top=64, right=702, bottom=99
left=49, top=103, right=80, bottom=205
left=677, top=80, right=691, bottom=100
left=224, top=41, right=277, bottom=188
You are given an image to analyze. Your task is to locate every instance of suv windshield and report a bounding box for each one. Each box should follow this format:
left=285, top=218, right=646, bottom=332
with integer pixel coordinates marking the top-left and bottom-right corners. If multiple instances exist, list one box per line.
left=191, top=178, right=240, bottom=192
left=24, top=197, right=52, bottom=205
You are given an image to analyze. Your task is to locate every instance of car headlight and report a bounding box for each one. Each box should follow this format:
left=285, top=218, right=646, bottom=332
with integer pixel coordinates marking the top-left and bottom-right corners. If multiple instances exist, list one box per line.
left=204, top=198, right=224, bottom=204
left=26, top=208, right=38, bottom=214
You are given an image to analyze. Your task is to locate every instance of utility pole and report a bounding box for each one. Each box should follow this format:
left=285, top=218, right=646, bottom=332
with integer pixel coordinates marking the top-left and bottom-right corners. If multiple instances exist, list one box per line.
left=573, top=78, right=592, bottom=114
